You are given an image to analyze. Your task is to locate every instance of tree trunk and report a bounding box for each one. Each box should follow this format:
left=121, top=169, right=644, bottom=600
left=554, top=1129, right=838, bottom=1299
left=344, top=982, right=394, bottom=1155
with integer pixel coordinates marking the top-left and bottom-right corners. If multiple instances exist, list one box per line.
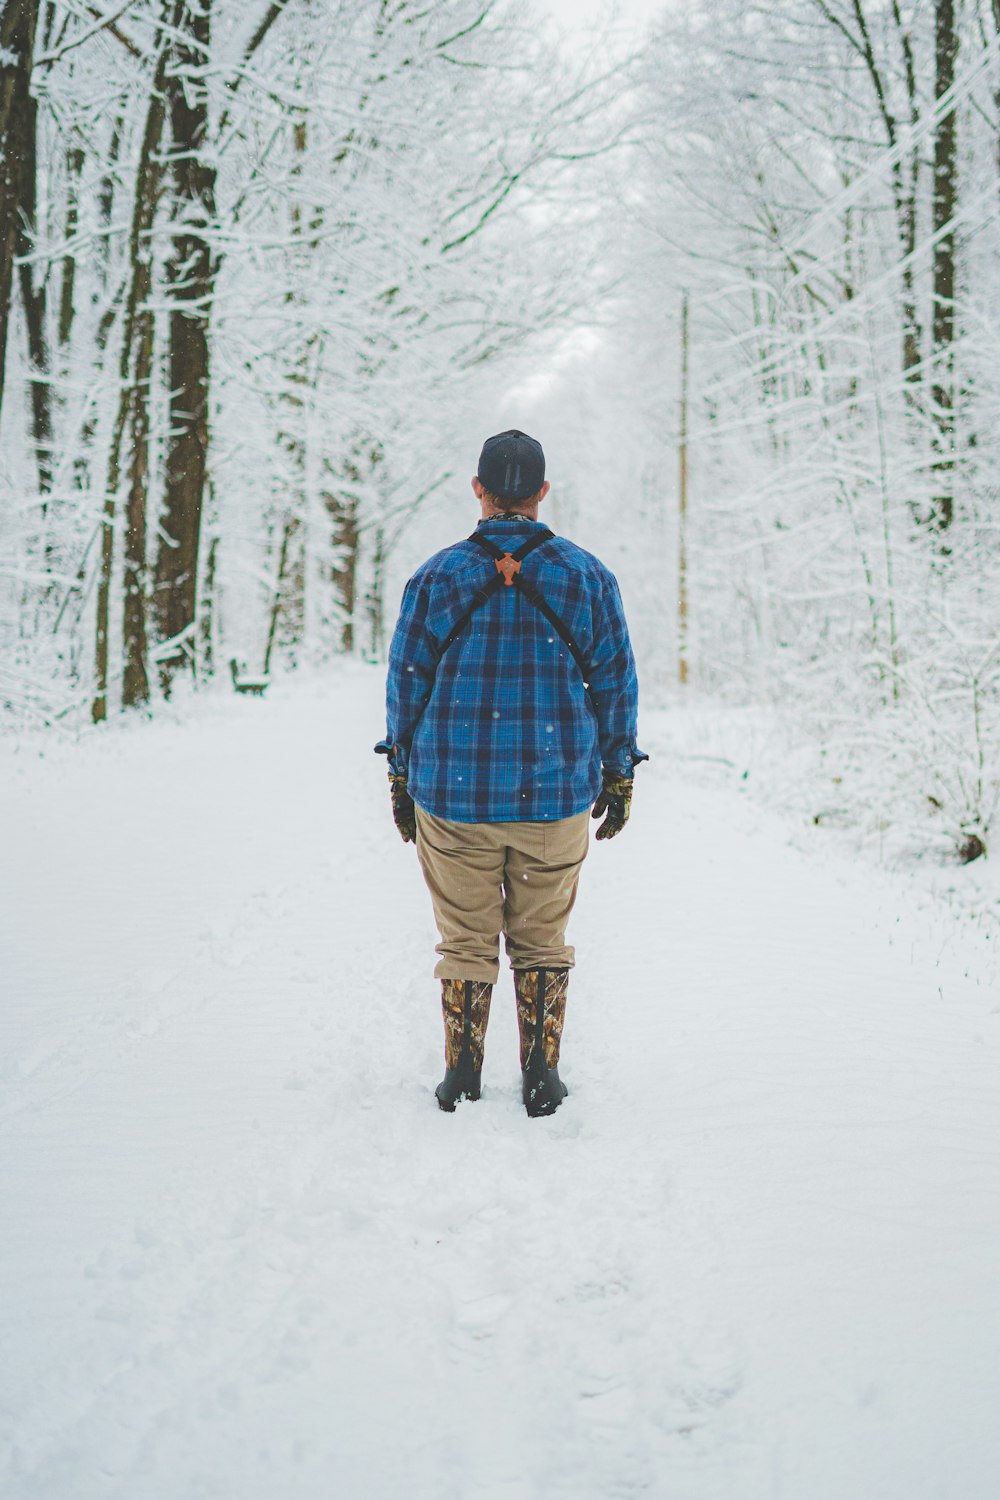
left=13, top=25, right=52, bottom=496
left=889, top=1, right=923, bottom=399
left=0, top=0, right=54, bottom=495
left=121, top=286, right=154, bottom=708
left=365, top=525, right=385, bottom=662
left=320, top=465, right=358, bottom=652
left=198, top=529, right=218, bottom=678
left=92, top=35, right=169, bottom=723
left=154, top=0, right=217, bottom=690
left=836, top=1, right=923, bottom=397
left=263, top=513, right=300, bottom=677
left=930, top=0, right=958, bottom=533
left=267, top=118, right=316, bottom=667
left=75, top=116, right=123, bottom=494
left=58, top=142, right=83, bottom=347
left=0, top=0, right=40, bottom=429
left=96, top=113, right=123, bottom=287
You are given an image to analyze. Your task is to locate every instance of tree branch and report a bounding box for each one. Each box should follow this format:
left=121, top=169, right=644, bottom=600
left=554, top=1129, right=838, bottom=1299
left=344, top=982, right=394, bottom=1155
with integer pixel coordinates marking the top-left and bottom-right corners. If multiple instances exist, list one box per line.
left=218, top=0, right=295, bottom=136
left=36, top=2, right=143, bottom=65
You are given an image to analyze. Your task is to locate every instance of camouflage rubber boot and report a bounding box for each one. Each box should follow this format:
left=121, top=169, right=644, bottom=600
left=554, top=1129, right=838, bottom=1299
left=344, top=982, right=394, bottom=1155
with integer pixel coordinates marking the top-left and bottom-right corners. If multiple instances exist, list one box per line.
left=514, top=967, right=570, bottom=1118
left=435, top=979, right=493, bottom=1112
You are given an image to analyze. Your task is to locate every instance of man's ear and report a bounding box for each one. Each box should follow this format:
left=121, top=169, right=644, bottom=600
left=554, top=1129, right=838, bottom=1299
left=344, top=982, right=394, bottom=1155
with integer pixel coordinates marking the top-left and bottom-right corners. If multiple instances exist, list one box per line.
left=471, top=476, right=483, bottom=498
left=538, top=481, right=550, bottom=501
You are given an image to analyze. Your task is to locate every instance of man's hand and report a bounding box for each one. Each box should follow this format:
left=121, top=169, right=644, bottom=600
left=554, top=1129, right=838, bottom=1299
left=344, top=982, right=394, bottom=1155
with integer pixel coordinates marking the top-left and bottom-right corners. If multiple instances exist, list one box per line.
left=591, top=770, right=633, bottom=841
left=389, top=772, right=417, bottom=843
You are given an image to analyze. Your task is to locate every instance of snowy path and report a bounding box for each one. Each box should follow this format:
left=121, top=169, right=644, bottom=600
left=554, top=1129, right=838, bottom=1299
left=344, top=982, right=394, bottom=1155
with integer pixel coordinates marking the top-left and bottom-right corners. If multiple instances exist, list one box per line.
left=2, top=668, right=998, bottom=1500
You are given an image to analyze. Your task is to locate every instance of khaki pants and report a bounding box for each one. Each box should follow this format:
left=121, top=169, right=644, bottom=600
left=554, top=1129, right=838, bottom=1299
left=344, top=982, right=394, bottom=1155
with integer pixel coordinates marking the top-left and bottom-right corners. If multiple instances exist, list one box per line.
left=414, top=806, right=591, bottom=984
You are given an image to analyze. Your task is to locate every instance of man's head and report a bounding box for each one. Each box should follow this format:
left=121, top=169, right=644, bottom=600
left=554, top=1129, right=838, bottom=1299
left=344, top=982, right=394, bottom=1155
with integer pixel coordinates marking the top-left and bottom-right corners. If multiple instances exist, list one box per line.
left=472, top=429, right=549, bottom=516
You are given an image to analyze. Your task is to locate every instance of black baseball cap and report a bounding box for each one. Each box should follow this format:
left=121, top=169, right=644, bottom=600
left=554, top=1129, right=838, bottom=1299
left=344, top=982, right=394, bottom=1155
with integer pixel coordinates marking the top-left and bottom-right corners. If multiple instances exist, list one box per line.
left=477, top=430, right=545, bottom=501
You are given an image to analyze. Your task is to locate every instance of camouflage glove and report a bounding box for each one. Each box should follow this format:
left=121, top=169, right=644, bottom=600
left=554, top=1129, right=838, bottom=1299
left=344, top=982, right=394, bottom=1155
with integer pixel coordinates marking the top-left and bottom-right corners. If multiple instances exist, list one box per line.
left=389, top=772, right=417, bottom=843
left=591, top=770, right=633, bottom=841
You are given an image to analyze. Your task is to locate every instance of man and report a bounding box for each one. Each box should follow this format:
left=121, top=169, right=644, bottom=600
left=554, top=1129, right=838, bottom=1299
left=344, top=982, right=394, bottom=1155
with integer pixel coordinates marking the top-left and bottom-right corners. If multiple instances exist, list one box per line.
left=376, top=430, right=646, bottom=1117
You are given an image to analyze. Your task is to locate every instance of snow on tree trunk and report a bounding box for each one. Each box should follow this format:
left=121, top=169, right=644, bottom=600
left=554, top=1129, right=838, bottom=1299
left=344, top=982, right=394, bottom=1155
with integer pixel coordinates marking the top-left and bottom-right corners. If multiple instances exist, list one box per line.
left=154, top=0, right=216, bottom=690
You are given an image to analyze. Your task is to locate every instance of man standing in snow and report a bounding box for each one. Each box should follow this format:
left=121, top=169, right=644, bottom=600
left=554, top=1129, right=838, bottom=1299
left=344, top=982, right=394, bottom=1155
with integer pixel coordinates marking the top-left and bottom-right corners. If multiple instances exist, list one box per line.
left=376, top=430, right=646, bottom=1116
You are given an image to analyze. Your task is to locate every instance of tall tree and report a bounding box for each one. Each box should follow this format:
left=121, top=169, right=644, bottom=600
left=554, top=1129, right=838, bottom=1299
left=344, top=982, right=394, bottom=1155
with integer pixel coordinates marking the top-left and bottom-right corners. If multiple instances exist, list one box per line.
left=153, top=0, right=293, bottom=687
left=0, top=0, right=38, bottom=422
left=0, top=0, right=47, bottom=480
left=809, top=0, right=923, bottom=397
left=930, top=0, right=958, bottom=532
left=94, top=26, right=171, bottom=723
left=153, top=0, right=216, bottom=683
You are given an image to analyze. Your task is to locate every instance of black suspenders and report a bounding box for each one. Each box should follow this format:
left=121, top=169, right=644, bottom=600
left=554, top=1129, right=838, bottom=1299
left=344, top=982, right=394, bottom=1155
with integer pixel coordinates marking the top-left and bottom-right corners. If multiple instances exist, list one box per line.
left=432, top=527, right=595, bottom=701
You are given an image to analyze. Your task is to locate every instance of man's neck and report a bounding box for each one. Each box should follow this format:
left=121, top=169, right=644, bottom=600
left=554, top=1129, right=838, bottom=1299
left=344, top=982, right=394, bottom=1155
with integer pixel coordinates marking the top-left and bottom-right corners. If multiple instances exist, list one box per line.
left=479, top=508, right=538, bottom=523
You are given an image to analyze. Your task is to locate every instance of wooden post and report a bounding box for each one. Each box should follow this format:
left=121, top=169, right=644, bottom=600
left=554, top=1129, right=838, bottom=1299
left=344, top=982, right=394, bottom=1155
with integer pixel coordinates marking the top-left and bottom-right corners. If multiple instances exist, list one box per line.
left=678, top=290, right=690, bottom=685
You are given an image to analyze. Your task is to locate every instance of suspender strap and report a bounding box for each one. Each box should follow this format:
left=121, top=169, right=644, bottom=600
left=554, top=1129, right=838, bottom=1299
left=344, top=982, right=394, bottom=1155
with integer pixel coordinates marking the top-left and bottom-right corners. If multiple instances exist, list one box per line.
left=434, top=527, right=594, bottom=697
left=433, top=570, right=505, bottom=660
left=433, top=528, right=556, bottom=661
left=508, top=570, right=592, bottom=689
left=467, top=527, right=555, bottom=566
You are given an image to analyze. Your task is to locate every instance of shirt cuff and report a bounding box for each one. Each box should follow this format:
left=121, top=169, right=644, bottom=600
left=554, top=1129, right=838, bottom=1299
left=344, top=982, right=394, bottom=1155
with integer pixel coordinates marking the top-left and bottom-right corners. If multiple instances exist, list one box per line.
left=374, top=738, right=408, bottom=775
left=602, top=746, right=649, bottom=777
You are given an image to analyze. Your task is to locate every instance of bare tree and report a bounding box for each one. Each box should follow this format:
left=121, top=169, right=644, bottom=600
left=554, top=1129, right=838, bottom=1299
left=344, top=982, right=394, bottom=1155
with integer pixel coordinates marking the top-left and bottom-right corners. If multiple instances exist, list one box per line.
left=152, top=0, right=216, bottom=685
left=0, top=0, right=40, bottom=424
left=94, top=20, right=171, bottom=722
left=0, top=0, right=53, bottom=493
left=930, top=0, right=958, bottom=533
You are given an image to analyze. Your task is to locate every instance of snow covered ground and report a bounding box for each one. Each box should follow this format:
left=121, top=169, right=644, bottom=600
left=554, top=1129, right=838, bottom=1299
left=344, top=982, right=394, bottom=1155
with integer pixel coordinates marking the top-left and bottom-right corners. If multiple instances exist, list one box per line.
left=2, top=665, right=998, bottom=1500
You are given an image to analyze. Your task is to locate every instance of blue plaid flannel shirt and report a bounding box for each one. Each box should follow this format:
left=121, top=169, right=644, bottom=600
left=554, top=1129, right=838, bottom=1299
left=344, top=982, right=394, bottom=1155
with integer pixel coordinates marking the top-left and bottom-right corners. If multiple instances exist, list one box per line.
left=379, top=517, right=647, bottom=822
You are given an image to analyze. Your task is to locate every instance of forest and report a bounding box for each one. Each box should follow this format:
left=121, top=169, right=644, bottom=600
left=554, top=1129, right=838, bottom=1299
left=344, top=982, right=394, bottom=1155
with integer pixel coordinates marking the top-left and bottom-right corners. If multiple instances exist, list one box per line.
left=1, top=0, right=997, bottom=861
left=4, top=8, right=1000, bottom=1491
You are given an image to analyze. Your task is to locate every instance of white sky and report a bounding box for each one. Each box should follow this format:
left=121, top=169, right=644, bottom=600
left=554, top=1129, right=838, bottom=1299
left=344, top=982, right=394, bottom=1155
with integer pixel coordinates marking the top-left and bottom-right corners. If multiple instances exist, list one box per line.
left=538, top=0, right=665, bottom=22
left=533, top=0, right=667, bottom=40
